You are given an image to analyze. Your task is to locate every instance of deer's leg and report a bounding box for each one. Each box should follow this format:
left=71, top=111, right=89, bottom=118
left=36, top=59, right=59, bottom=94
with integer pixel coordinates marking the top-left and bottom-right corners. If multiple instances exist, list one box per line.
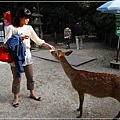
left=76, top=92, right=84, bottom=118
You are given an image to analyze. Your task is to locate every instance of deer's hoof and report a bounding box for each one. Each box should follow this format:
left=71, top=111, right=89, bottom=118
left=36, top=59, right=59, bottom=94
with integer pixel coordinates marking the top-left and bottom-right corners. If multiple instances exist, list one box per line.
left=76, top=114, right=82, bottom=118
left=76, top=115, right=82, bottom=118
left=76, top=116, right=80, bottom=118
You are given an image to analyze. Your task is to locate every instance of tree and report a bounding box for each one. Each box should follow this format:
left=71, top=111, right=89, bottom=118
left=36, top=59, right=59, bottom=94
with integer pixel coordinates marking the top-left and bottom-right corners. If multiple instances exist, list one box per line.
left=0, top=1, right=117, bottom=47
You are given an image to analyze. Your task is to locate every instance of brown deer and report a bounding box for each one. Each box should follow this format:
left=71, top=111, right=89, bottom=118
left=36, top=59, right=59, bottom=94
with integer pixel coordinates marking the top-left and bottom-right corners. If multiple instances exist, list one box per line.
left=51, top=49, right=120, bottom=119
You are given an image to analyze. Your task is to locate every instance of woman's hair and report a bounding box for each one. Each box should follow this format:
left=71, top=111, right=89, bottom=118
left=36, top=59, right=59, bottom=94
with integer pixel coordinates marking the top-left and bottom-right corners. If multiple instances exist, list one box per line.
left=12, top=7, right=31, bottom=27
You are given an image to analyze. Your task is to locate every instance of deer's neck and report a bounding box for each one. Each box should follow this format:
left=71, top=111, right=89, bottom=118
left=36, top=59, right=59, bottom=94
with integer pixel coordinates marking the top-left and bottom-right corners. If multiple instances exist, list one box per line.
left=59, top=56, right=76, bottom=79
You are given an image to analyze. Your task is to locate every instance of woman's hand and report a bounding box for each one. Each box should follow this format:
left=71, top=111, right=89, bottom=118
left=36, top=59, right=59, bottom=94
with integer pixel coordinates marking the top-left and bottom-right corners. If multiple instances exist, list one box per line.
left=48, top=44, right=55, bottom=51
left=20, top=35, right=29, bottom=41
left=42, top=42, right=55, bottom=51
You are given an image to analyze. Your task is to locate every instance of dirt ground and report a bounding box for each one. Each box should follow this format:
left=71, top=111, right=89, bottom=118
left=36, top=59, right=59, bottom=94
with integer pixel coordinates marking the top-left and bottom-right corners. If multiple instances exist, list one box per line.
left=0, top=40, right=120, bottom=120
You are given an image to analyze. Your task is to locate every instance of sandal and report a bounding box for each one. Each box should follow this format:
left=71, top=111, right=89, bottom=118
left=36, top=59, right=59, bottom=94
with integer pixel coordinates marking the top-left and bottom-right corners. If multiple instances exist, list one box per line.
left=12, top=103, right=19, bottom=108
left=30, top=96, right=41, bottom=101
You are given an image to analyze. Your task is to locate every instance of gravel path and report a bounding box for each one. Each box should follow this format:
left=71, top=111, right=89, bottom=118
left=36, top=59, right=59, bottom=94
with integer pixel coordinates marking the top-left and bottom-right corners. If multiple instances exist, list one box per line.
left=0, top=41, right=119, bottom=119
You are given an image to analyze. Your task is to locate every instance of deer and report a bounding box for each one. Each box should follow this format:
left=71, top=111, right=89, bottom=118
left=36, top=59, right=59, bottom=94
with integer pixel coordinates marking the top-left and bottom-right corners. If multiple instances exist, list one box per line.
left=50, top=49, right=120, bottom=119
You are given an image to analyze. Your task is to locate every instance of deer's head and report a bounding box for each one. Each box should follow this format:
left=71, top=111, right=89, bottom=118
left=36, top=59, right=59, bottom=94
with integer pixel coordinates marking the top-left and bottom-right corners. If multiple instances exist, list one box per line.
left=51, top=50, right=73, bottom=61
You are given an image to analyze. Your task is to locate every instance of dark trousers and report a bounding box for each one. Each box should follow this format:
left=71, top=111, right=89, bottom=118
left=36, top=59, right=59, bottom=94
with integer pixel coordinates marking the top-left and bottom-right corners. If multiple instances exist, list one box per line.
left=11, top=64, right=34, bottom=94
left=64, top=38, right=70, bottom=46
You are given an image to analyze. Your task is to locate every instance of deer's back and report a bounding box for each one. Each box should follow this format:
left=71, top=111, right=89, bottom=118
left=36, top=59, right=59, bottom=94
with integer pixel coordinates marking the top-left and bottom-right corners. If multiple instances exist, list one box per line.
left=70, top=70, right=120, bottom=99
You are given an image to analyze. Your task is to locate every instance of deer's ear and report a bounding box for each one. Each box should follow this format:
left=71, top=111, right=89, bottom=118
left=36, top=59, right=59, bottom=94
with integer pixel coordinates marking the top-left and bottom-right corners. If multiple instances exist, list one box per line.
left=65, top=50, right=73, bottom=56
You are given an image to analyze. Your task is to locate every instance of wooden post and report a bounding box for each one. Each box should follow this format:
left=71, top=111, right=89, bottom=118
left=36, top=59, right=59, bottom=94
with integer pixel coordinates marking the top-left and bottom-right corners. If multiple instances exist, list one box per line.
left=116, top=37, right=120, bottom=62
left=54, top=32, right=57, bottom=44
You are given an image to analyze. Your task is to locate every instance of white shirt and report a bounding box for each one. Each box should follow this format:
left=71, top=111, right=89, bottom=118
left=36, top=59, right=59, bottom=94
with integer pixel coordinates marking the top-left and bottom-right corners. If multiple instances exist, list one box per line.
left=4, top=24, right=45, bottom=66
left=64, top=27, right=71, bottom=39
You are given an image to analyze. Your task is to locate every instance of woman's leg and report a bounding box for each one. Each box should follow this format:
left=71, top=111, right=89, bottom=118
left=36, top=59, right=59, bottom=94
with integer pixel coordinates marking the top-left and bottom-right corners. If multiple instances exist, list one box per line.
left=24, top=64, right=40, bottom=100
left=66, top=38, right=70, bottom=49
left=13, top=94, right=19, bottom=107
left=11, top=66, right=21, bottom=107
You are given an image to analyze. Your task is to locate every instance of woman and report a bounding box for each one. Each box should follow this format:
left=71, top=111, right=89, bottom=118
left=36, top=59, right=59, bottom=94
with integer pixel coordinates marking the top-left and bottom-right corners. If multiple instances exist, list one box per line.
left=64, top=24, right=72, bottom=49
left=4, top=7, right=55, bottom=107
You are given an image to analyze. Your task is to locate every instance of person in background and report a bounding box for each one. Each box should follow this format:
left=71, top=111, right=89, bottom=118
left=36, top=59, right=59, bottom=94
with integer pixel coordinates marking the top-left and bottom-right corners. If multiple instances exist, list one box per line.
left=4, top=7, right=55, bottom=108
left=64, top=24, right=72, bottom=49
left=72, top=21, right=84, bottom=50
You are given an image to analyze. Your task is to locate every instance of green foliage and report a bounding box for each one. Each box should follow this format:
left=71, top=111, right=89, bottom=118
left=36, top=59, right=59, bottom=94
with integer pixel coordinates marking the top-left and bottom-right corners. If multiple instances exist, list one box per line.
left=93, top=12, right=116, bottom=41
